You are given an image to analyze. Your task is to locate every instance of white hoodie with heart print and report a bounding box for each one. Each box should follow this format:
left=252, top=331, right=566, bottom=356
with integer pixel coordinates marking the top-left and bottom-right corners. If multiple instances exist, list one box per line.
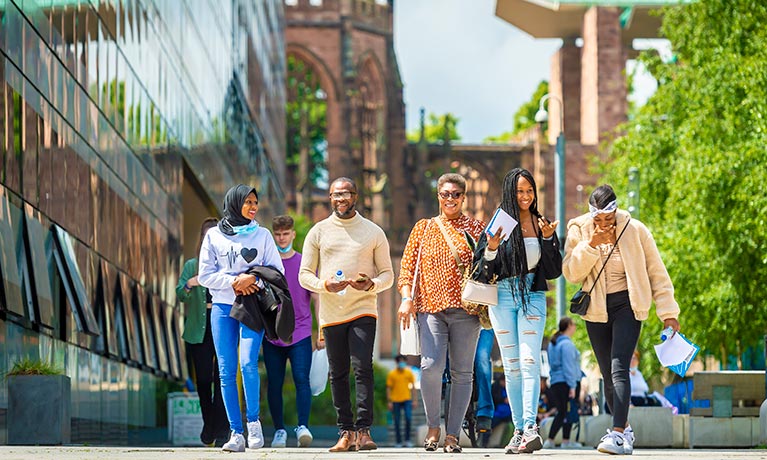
left=198, top=224, right=284, bottom=305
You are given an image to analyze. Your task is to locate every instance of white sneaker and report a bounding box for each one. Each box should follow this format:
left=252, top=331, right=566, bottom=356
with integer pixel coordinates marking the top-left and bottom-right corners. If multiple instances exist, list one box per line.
left=404, top=440, right=413, bottom=448
left=597, top=429, right=626, bottom=455
left=222, top=431, right=246, bottom=452
left=505, top=430, right=523, bottom=454
left=543, top=439, right=556, bottom=449
left=561, top=440, right=583, bottom=448
left=518, top=425, right=543, bottom=453
left=271, top=429, right=287, bottom=448
left=295, top=425, right=313, bottom=447
left=247, top=420, right=264, bottom=449
left=623, top=427, right=635, bottom=455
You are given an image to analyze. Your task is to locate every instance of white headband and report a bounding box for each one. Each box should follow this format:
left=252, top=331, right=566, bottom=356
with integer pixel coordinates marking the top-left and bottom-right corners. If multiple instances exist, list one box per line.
left=589, top=199, right=617, bottom=218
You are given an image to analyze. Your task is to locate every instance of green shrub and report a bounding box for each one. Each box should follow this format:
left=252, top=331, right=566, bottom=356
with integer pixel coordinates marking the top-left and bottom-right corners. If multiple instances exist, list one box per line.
left=6, top=357, right=63, bottom=376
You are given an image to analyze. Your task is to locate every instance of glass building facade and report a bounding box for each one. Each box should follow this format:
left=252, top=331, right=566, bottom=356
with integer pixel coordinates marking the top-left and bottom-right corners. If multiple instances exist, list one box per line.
left=0, top=0, right=286, bottom=444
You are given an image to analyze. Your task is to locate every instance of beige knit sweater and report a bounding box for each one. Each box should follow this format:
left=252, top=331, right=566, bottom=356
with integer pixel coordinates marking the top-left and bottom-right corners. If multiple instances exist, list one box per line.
left=562, top=210, right=679, bottom=323
left=298, top=212, right=394, bottom=328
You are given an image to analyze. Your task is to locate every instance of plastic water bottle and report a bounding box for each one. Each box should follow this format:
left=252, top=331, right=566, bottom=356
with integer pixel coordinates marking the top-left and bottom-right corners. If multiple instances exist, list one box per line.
left=660, top=326, right=674, bottom=341
left=334, top=270, right=347, bottom=296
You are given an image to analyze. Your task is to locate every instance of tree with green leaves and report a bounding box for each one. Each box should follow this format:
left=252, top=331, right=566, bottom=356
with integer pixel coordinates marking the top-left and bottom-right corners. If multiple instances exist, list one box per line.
left=602, top=0, right=767, bottom=374
left=406, top=112, right=461, bottom=143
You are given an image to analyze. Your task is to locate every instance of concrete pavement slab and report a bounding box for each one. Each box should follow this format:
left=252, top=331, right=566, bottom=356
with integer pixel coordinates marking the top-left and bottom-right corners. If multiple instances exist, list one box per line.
left=0, top=446, right=765, bottom=460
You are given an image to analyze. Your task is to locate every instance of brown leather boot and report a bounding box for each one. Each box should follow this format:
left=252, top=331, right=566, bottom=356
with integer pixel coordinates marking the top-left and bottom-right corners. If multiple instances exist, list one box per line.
left=356, top=428, right=378, bottom=451
left=328, top=430, right=357, bottom=452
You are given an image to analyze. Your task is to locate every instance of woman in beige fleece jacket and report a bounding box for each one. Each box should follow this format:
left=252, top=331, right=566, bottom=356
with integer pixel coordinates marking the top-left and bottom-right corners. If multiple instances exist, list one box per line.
left=562, top=185, right=680, bottom=456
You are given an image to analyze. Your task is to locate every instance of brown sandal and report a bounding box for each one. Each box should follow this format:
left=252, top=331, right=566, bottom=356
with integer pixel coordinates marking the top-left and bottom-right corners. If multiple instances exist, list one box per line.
left=423, top=427, right=440, bottom=451
left=443, top=434, right=462, bottom=453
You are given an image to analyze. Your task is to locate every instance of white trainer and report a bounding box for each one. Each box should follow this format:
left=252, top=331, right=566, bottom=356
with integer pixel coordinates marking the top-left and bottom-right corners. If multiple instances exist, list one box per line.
left=561, top=440, right=583, bottom=448
left=221, top=431, right=245, bottom=452
left=543, top=439, right=556, bottom=449
left=623, top=426, right=635, bottom=455
left=271, top=428, right=287, bottom=448
left=247, top=420, right=264, bottom=449
left=295, top=425, right=313, bottom=447
left=597, top=429, right=626, bottom=455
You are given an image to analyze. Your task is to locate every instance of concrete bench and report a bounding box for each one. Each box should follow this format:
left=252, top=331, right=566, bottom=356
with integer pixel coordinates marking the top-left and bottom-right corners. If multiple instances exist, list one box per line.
left=688, top=370, right=765, bottom=447
left=690, top=370, right=765, bottom=417
left=577, top=407, right=675, bottom=448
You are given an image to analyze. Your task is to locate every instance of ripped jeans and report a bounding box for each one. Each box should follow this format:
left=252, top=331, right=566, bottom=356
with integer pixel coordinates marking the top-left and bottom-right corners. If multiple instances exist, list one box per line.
left=490, top=273, right=547, bottom=431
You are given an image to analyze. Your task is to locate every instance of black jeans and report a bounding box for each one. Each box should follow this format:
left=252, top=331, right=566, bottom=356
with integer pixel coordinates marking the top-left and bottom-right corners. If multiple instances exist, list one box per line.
left=323, top=316, right=377, bottom=430
left=585, top=290, right=641, bottom=429
left=187, top=309, right=228, bottom=440
left=548, top=381, right=580, bottom=440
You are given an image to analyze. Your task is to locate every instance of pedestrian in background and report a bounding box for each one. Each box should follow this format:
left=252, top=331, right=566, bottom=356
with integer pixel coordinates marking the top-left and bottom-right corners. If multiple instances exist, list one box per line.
left=563, top=184, right=680, bottom=456
left=176, top=217, right=229, bottom=447
left=386, top=355, right=417, bottom=448
left=544, top=316, right=584, bottom=449
left=397, top=173, right=485, bottom=453
left=299, top=177, right=393, bottom=452
left=263, top=215, right=318, bottom=448
left=473, top=167, right=561, bottom=454
left=198, top=185, right=284, bottom=452
left=474, top=328, right=495, bottom=446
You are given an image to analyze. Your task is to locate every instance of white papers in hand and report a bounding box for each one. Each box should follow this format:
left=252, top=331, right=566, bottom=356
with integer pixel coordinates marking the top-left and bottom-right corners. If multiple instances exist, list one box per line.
left=653, top=331, right=700, bottom=377
left=487, top=208, right=518, bottom=242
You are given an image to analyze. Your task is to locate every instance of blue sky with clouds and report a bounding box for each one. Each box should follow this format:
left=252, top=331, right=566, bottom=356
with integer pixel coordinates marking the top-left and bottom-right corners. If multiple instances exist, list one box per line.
left=393, top=1, right=665, bottom=143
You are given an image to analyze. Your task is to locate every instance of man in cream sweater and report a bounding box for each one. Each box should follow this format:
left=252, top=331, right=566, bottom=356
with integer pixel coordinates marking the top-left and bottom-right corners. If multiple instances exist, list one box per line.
left=299, top=177, right=393, bottom=452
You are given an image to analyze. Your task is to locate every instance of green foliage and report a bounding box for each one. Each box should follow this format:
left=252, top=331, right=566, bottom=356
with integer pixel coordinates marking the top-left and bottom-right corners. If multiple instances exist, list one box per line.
left=289, top=211, right=314, bottom=255
left=601, top=0, right=767, bottom=374
left=259, top=361, right=390, bottom=426
left=406, top=112, right=461, bottom=143
left=484, top=81, right=548, bottom=143
left=6, top=357, right=64, bottom=376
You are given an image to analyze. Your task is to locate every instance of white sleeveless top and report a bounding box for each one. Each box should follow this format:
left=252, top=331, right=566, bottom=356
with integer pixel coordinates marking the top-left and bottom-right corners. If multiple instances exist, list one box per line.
left=524, top=237, right=541, bottom=271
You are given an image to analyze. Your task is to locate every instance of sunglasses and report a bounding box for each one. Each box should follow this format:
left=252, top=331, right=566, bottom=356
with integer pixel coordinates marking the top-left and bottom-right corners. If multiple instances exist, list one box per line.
left=438, top=191, right=464, bottom=199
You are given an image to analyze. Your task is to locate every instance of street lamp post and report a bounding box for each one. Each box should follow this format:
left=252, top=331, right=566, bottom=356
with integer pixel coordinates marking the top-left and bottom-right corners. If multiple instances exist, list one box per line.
left=535, top=94, right=566, bottom=323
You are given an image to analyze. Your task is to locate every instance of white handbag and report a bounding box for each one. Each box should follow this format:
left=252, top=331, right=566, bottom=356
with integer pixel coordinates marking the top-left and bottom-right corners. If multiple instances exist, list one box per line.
left=461, top=277, right=498, bottom=307
left=399, top=319, right=420, bottom=356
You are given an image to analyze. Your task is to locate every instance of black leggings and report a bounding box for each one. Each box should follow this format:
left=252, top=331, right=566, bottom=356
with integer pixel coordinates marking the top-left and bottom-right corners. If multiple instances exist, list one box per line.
left=585, top=291, right=641, bottom=429
left=547, top=382, right=580, bottom=440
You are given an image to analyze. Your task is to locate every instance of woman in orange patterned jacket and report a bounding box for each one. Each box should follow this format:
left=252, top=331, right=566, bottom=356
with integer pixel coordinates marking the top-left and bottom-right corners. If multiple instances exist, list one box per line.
left=397, top=173, right=485, bottom=453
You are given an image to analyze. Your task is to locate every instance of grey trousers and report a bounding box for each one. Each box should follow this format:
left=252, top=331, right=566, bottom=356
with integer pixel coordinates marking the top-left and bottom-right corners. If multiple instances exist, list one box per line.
left=418, top=308, right=481, bottom=437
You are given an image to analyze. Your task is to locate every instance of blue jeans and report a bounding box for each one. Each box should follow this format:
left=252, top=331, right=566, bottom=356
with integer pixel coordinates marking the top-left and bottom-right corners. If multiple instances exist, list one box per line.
left=211, top=303, right=265, bottom=434
left=475, top=328, right=495, bottom=419
left=490, top=274, right=547, bottom=430
left=392, top=400, right=412, bottom=444
left=263, top=337, right=313, bottom=429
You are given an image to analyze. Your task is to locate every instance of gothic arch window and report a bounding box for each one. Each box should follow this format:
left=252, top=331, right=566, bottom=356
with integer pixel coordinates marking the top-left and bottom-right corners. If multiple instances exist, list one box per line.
left=353, top=57, right=386, bottom=223
left=286, top=53, right=328, bottom=216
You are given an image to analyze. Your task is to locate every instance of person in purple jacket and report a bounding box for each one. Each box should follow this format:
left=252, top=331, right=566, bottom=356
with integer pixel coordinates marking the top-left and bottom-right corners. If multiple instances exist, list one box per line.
left=264, top=215, right=319, bottom=448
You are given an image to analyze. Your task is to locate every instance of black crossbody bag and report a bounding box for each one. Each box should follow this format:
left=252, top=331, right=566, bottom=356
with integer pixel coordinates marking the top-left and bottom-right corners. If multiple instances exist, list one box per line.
left=569, top=218, right=630, bottom=316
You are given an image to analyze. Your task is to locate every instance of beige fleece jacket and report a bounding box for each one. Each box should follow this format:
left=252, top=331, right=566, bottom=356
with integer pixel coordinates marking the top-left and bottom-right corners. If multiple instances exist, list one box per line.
left=298, top=212, right=394, bottom=328
left=562, top=210, right=679, bottom=323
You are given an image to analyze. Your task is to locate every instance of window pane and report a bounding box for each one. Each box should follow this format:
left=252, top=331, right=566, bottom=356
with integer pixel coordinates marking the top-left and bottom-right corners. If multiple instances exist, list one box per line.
left=23, top=204, right=56, bottom=330
left=0, top=188, right=25, bottom=318
left=51, top=225, right=100, bottom=335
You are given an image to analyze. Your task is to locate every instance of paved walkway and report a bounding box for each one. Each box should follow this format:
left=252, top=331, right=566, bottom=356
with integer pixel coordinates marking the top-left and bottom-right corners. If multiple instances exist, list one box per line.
left=0, top=446, right=765, bottom=459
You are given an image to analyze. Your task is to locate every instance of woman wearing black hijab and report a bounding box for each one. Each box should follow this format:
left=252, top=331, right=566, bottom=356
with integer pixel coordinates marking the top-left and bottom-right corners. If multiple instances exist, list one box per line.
left=198, top=184, right=284, bottom=452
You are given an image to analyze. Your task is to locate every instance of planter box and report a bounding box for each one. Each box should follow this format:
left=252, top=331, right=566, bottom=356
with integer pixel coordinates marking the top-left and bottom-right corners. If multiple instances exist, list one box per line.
left=8, top=375, right=71, bottom=445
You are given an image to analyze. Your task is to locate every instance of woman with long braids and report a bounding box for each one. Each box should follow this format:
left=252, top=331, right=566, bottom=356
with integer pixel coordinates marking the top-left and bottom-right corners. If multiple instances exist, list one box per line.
left=472, top=168, right=562, bottom=454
